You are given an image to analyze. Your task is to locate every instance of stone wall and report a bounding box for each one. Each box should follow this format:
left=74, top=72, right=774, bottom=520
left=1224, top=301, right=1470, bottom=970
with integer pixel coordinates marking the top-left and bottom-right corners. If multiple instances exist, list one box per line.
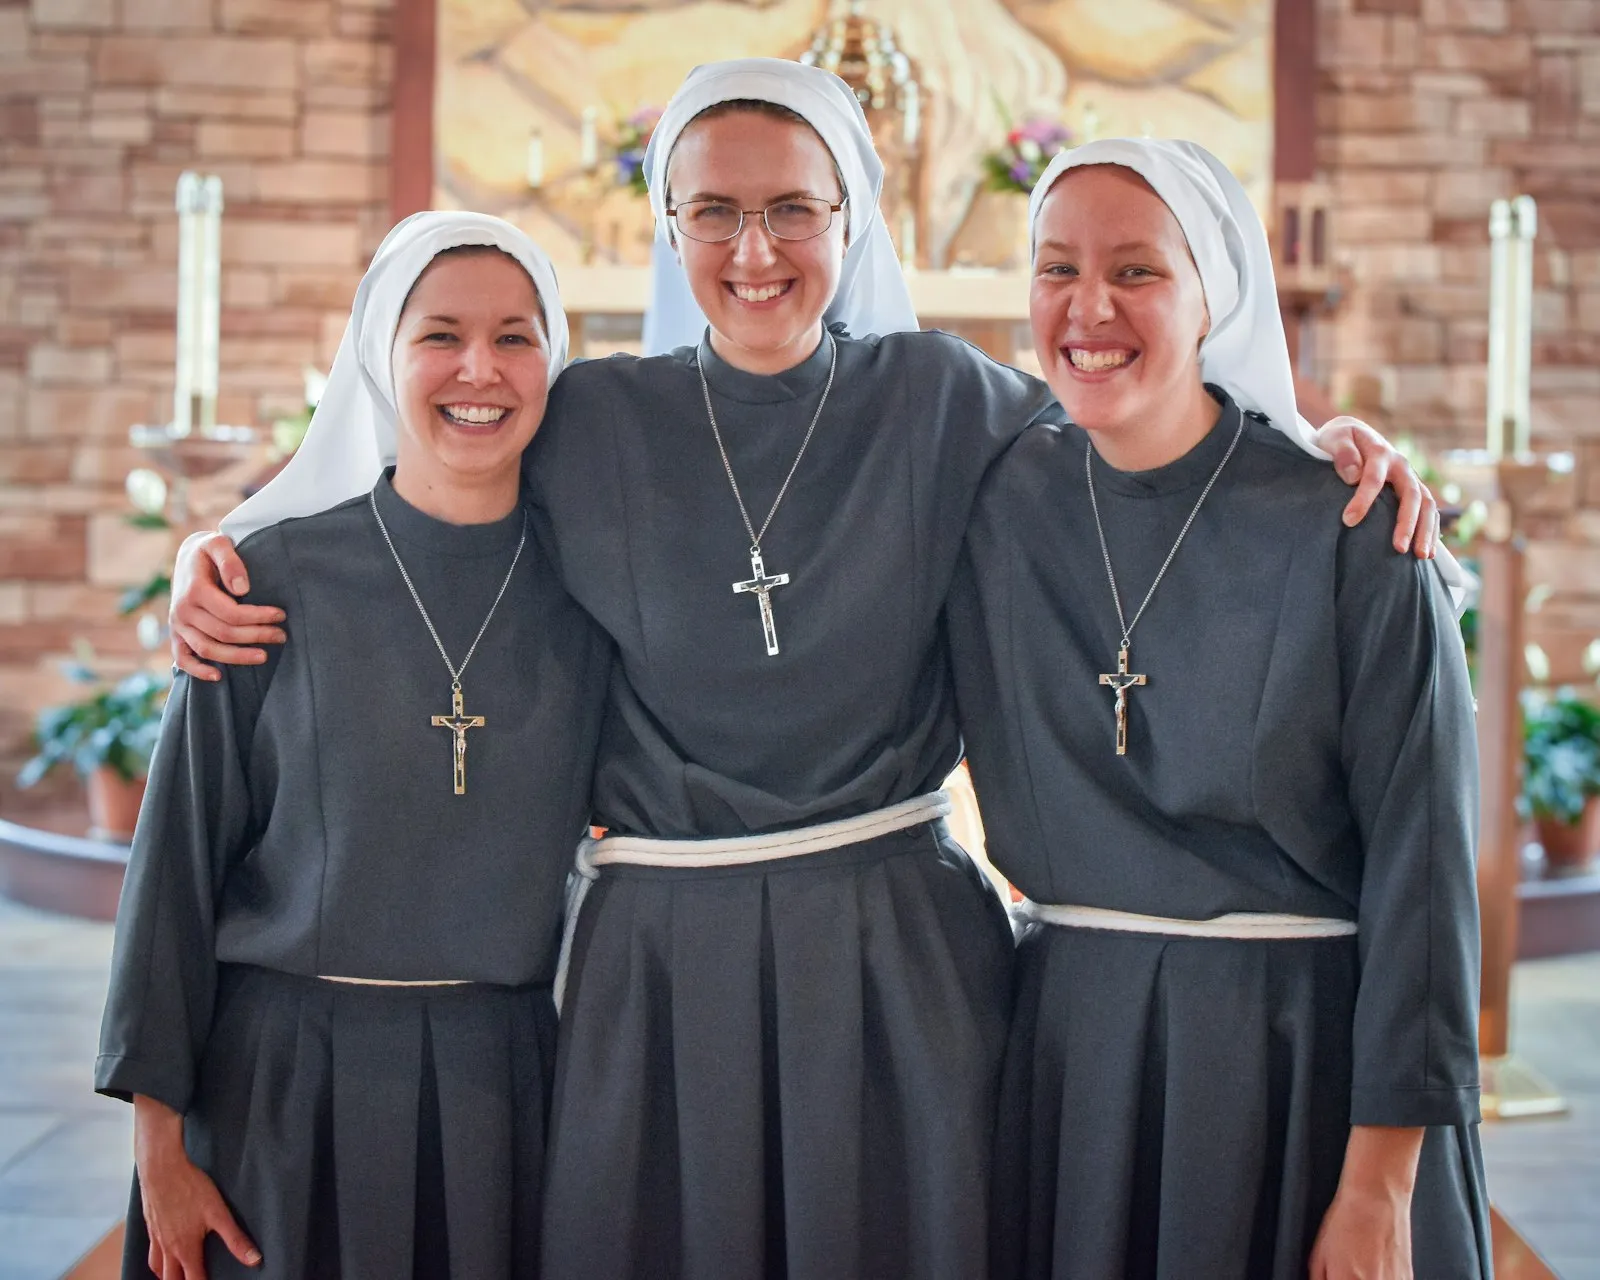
left=0, top=0, right=393, bottom=770
left=1316, top=0, right=1600, bottom=683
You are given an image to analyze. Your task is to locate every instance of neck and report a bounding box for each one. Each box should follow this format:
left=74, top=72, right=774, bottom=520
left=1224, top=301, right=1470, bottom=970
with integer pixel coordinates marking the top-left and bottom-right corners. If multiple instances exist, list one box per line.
left=708, top=322, right=825, bottom=376
left=390, top=464, right=520, bottom=525
left=1085, top=381, right=1222, bottom=472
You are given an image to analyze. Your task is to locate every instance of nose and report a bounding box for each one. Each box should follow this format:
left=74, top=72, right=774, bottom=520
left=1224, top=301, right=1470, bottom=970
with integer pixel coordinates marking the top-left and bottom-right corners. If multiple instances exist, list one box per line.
left=458, top=336, right=502, bottom=387
left=1067, top=275, right=1116, bottom=328
left=729, top=215, right=780, bottom=269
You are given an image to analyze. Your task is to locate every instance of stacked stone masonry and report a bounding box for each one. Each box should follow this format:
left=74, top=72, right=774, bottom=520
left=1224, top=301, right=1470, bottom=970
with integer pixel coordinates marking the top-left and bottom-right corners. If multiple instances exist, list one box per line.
left=0, top=0, right=1598, bottom=774
left=0, top=0, right=394, bottom=771
left=1317, top=0, right=1600, bottom=686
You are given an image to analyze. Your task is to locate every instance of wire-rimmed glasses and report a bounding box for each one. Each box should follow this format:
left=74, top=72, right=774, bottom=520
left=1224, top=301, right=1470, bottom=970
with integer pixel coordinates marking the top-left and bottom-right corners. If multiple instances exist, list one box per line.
left=666, top=197, right=847, bottom=244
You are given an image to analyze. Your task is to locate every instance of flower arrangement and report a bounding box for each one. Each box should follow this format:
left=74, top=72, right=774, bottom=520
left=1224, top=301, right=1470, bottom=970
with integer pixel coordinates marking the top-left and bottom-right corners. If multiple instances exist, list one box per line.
left=613, top=106, right=663, bottom=196
left=982, top=116, right=1074, bottom=196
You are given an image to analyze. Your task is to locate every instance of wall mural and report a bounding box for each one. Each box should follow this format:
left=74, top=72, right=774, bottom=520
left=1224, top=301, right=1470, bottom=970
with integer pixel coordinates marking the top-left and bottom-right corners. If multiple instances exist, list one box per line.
left=434, top=0, right=1272, bottom=270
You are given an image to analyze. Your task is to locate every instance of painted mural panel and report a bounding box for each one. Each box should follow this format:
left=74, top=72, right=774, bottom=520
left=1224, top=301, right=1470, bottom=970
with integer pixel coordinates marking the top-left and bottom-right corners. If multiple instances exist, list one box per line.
left=433, top=0, right=1273, bottom=269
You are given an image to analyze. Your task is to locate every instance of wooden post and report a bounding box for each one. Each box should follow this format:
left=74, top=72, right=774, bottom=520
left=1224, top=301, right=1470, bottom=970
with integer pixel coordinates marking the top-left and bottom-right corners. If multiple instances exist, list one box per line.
left=1474, top=466, right=1568, bottom=1118
left=1474, top=531, right=1522, bottom=1059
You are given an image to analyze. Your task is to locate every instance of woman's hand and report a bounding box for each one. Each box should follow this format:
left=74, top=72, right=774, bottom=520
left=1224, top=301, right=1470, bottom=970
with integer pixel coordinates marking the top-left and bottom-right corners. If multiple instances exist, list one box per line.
left=1314, top=416, right=1439, bottom=559
left=1308, top=1125, right=1423, bottom=1280
left=133, top=1095, right=260, bottom=1279
left=169, top=531, right=286, bottom=681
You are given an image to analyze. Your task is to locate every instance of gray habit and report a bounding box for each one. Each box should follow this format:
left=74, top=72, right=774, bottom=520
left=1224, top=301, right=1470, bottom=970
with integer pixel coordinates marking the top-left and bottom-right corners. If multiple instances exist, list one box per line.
left=97, top=475, right=610, bottom=1279
left=526, top=329, right=1058, bottom=1280
left=948, top=395, right=1491, bottom=1279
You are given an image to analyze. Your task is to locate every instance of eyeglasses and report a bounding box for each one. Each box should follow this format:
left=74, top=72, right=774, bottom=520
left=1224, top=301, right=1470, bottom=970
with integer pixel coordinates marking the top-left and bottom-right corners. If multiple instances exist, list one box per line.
left=666, top=197, right=848, bottom=244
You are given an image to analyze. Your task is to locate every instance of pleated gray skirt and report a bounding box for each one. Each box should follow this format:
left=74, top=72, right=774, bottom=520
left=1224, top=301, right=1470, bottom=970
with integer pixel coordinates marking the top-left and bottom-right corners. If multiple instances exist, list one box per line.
left=119, top=964, right=557, bottom=1280
left=541, top=820, right=1016, bottom=1280
left=991, top=925, right=1493, bottom=1280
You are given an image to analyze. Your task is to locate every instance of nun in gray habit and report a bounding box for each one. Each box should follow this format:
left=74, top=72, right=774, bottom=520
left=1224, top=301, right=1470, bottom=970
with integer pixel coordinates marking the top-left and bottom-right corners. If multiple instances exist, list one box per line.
left=950, top=140, right=1490, bottom=1279
left=96, top=213, right=609, bottom=1278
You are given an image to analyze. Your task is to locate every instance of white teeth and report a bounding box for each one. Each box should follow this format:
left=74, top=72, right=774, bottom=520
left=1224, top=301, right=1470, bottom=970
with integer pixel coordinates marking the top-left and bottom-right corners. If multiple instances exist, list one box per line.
left=730, top=282, right=788, bottom=302
left=1068, top=349, right=1132, bottom=372
left=441, top=405, right=510, bottom=425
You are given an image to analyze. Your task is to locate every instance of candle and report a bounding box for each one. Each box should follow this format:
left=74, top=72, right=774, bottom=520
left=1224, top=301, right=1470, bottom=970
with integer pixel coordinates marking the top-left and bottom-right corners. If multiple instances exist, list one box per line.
left=173, top=172, right=199, bottom=437
left=902, top=80, right=920, bottom=149
left=580, top=106, right=599, bottom=173
left=1484, top=197, right=1510, bottom=464
left=1510, top=195, right=1537, bottom=457
left=526, top=129, right=544, bottom=188
left=196, top=175, right=224, bottom=434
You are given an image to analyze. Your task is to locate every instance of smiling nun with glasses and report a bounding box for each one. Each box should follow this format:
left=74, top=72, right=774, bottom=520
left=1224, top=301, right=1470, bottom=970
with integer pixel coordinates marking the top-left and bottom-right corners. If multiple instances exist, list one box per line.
left=163, top=61, right=1448, bottom=1280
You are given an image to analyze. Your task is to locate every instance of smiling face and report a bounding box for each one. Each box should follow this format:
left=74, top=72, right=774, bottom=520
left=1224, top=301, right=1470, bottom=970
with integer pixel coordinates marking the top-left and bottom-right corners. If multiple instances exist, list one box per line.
left=1030, top=164, right=1216, bottom=464
left=390, top=247, right=549, bottom=500
left=666, top=107, right=847, bottom=375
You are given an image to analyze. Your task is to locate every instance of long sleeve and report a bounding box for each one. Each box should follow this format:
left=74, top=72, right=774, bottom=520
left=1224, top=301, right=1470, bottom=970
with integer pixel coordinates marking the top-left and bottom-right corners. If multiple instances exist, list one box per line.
left=95, top=644, right=267, bottom=1113
left=1337, top=515, right=1481, bottom=1129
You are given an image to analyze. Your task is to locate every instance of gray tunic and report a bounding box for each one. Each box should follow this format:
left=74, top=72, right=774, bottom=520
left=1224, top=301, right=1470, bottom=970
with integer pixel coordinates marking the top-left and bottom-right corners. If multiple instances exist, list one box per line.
left=527, top=328, right=1058, bottom=838
left=96, top=476, right=609, bottom=1279
left=949, top=394, right=1489, bottom=1278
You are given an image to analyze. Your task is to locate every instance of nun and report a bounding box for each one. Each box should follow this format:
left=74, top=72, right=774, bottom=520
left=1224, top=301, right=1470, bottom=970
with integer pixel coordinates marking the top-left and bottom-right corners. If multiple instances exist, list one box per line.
left=949, top=140, right=1490, bottom=1279
left=96, top=212, right=610, bottom=1279
left=164, top=63, right=1442, bottom=1280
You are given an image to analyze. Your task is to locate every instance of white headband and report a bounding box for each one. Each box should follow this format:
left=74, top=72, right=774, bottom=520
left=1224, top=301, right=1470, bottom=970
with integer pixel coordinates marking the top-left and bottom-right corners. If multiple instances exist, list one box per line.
left=640, top=57, right=918, bottom=356
left=222, top=211, right=569, bottom=540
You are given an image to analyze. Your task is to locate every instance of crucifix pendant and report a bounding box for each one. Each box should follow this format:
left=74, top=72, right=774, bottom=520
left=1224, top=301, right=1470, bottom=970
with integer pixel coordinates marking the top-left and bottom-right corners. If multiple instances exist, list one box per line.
left=430, top=684, right=485, bottom=795
left=732, top=545, right=790, bottom=657
left=1098, top=643, right=1147, bottom=756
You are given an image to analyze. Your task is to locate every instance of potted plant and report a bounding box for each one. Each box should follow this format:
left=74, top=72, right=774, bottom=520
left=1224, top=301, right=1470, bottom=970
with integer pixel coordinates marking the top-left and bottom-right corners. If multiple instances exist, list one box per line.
left=1522, top=687, right=1600, bottom=875
left=17, top=666, right=170, bottom=842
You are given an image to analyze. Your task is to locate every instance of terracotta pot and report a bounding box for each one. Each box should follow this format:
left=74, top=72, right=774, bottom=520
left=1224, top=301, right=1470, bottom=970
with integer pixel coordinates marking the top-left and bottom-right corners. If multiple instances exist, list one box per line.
left=87, top=767, right=146, bottom=843
left=1536, top=796, right=1600, bottom=877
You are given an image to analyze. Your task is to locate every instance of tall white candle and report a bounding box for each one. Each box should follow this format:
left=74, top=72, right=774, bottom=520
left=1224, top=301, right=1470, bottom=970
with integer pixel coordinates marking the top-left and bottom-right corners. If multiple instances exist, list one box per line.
left=196, top=175, right=224, bottom=433
left=1485, top=198, right=1510, bottom=459
left=173, top=172, right=200, bottom=437
left=902, top=80, right=920, bottom=149
left=526, top=129, right=545, bottom=188
left=1510, top=195, right=1537, bottom=457
left=580, top=106, right=599, bottom=172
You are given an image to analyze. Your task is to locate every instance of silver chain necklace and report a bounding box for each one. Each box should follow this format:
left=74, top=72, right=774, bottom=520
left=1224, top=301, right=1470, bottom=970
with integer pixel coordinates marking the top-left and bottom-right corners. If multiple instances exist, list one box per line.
left=696, top=333, right=837, bottom=657
left=369, top=490, right=527, bottom=794
left=1084, top=414, right=1245, bottom=756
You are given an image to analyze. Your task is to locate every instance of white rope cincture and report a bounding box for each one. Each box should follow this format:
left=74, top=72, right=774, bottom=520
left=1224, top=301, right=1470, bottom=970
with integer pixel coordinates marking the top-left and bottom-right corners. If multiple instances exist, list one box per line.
left=1014, top=899, right=1357, bottom=940
left=552, top=790, right=954, bottom=1011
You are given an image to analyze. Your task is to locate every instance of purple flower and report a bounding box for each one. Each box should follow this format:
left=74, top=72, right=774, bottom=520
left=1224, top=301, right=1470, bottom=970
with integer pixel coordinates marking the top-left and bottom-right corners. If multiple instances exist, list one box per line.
left=1009, top=160, right=1032, bottom=183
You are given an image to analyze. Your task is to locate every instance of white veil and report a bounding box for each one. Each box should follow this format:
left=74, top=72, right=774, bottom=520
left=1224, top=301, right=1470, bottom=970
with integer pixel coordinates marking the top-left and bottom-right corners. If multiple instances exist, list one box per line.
left=640, top=57, right=918, bottom=355
left=1029, top=139, right=1469, bottom=604
left=221, top=211, right=569, bottom=539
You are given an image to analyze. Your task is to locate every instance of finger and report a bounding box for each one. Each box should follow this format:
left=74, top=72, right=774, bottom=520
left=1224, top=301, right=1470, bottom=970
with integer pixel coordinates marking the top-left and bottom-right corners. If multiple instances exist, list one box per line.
left=148, top=1240, right=162, bottom=1275
left=1391, top=469, right=1423, bottom=553
left=173, top=635, right=223, bottom=683
left=173, top=1232, right=212, bottom=1280
left=176, top=626, right=267, bottom=667
left=175, top=578, right=285, bottom=632
left=203, top=534, right=251, bottom=598
left=1328, top=435, right=1364, bottom=486
left=207, top=1200, right=262, bottom=1267
left=1342, top=454, right=1389, bottom=527
left=1413, top=493, right=1439, bottom=560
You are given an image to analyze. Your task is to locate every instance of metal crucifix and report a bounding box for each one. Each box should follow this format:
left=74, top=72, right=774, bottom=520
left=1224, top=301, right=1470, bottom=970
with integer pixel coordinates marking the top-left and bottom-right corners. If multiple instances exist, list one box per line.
left=431, top=684, right=485, bottom=795
left=732, top=545, right=790, bottom=657
left=1098, top=643, right=1147, bottom=757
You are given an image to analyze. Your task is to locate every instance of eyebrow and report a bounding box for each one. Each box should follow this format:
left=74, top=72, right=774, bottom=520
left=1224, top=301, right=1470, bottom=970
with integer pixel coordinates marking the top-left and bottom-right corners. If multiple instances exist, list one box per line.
left=1034, top=239, right=1163, bottom=255
left=675, top=189, right=833, bottom=204
left=418, top=314, right=537, bottom=325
